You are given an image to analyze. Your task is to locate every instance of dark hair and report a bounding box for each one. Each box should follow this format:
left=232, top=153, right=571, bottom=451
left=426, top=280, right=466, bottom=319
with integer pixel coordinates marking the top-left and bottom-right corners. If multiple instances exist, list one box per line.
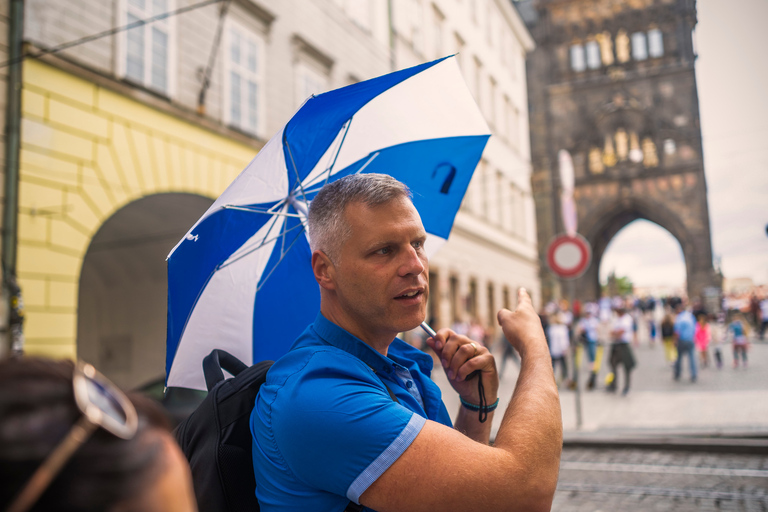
left=0, top=357, right=172, bottom=512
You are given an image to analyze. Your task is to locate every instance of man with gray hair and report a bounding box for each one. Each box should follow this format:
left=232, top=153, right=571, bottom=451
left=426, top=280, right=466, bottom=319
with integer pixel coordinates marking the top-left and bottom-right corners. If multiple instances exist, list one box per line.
left=250, top=173, right=562, bottom=511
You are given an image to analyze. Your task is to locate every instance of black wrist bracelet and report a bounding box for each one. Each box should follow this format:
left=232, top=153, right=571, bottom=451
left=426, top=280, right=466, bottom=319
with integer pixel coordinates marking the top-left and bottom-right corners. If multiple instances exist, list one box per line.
left=460, top=397, right=500, bottom=413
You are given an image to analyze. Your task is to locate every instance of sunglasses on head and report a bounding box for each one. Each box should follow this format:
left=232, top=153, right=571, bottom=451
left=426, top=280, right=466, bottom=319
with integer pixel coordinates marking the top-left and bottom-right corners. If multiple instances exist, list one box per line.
left=7, top=361, right=139, bottom=512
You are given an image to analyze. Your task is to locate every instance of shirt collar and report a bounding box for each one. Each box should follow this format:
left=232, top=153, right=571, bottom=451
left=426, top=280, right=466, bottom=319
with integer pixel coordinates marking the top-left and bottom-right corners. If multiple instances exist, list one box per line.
left=312, top=312, right=398, bottom=376
left=311, top=313, right=434, bottom=377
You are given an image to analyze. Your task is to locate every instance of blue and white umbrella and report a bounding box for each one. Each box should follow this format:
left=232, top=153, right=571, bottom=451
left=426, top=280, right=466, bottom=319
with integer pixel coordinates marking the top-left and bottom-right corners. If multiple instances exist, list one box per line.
left=166, top=56, right=490, bottom=389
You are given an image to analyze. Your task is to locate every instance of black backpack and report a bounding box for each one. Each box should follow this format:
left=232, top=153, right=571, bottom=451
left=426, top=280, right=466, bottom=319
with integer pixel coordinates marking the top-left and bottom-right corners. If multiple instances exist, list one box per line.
left=174, top=349, right=365, bottom=512
left=174, top=349, right=273, bottom=512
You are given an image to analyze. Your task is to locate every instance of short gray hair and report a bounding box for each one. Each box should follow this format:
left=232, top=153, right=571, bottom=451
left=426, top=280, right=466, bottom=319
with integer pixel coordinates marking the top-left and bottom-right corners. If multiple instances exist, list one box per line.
left=308, top=173, right=411, bottom=263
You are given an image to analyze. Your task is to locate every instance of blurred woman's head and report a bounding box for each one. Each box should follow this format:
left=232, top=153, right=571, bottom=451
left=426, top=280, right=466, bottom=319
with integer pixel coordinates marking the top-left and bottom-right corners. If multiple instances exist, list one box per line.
left=0, top=357, right=197, bottom=512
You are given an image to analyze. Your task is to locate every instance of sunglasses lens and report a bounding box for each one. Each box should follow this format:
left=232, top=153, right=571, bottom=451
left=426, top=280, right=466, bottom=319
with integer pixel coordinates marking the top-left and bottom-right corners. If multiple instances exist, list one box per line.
left=84, top=377, right=127, bottom=425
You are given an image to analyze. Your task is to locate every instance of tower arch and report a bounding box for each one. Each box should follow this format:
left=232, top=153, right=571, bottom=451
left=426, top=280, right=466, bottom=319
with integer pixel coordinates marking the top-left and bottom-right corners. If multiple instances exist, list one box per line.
left=574, top=196, right=701, bottom=301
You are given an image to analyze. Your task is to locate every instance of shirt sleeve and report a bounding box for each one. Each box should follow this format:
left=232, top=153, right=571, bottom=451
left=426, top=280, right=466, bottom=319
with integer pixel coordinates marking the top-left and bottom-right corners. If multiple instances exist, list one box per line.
left=269, top=349, right=425, bottom=503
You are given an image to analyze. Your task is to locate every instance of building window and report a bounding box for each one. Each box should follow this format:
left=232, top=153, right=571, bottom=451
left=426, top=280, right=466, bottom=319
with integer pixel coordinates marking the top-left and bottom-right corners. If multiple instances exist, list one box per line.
left=615, top=29, right=630, bottom=63
left=585, top=40, right=601, bottom=69
left=495, top=171, right=504, bottom=226
left=648, top=28, right=664, bottom=58
left=486, top=2, right=493, bottom=46
left=631, top=31, right=648, bottom=61
left=570, top=44, right=586, bottom=72
left=596, top=31, right=614, bottom=66
left=487, top=282, right=495, bottom=329
left=478, top=158, right=489, bottom=219
left=295, top=61, right=329, bottom=108
left=454, top=32, right=465, bottom=72
left=471, top=56, right=483, bottom=105
left=224, top=23, right=265, bottom=136
left=501, top=95, right=510, bottom=142
left=487, top=76, right=497, bottom=128
left=347, top=0, right=372, bottom=31
left=120, top=0, right=174, bottom=94
left=508, top=39, right=517, bottom=80
left=450, top=275, right=460, bottom=324
left=396, top=0, right=423, bottom=54
left=508, top=103, right=520, bottom=150
left=508, top=184, right=517, bottom=233
left=468, top=278, right=478, bottom=318
left=428, top=271, right=439, bottom=325
left=432, top=5, right=445, bottom=58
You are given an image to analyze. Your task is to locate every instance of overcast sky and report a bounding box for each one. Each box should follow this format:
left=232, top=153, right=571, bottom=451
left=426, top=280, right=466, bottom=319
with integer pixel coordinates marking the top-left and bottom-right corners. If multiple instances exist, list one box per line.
left=599, top=0, right=768, bottom=289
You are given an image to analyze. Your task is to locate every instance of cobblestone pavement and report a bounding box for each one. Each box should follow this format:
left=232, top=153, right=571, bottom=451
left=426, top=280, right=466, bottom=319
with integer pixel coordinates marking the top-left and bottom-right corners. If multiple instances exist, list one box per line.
left=553, top=447, right=768, bottom=511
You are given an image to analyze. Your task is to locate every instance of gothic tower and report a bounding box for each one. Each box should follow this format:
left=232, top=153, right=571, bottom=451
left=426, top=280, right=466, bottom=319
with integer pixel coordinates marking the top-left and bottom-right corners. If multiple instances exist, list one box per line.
left=518, top=0, right=720, bottom=303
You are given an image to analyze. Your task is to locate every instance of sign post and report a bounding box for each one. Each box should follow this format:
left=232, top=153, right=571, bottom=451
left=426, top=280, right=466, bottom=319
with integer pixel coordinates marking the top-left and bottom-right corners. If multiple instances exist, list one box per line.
left=546, top=233, right=592, bottom=429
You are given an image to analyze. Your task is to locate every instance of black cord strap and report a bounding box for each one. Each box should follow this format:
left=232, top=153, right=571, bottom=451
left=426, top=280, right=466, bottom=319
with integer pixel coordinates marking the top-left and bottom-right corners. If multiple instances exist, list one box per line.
left=460, top=371, right=499, bottom=423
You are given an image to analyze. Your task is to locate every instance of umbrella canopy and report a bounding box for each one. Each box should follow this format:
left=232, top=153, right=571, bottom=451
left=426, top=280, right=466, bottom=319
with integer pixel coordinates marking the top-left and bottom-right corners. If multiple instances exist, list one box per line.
left=166, top=56, right=490, bottom=389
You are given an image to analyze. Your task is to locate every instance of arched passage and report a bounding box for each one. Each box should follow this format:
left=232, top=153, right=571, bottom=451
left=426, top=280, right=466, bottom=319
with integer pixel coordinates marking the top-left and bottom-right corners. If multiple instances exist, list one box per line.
left=573, top=197, right=703, bottom=302
left=77, top=193, right=213, bottom=389
left=599, top=219, right=686, bottom=296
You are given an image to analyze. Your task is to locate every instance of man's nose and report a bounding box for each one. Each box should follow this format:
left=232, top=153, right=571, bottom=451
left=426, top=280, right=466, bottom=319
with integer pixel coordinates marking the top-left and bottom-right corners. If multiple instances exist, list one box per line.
left=399, top=245, right=426, bottom=276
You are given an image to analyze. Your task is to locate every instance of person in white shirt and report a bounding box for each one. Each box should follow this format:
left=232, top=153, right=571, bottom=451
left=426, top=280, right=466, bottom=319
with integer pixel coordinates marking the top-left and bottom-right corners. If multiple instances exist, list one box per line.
left=576, top=306, right=600, bottom=389
left=607, top=305, right=636, bottom=395
left=547, top=313, right=571, bottom=387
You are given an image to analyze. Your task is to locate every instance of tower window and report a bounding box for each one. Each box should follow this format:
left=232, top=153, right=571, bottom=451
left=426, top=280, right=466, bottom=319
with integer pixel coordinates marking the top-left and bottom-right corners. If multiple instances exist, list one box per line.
left=631, top=32, right=648, bottom=61
left=570, top=44, right=586, bottom=72
left=648, top=28, right=664, bottom=57
left=585, top=40, right=601, bottom=69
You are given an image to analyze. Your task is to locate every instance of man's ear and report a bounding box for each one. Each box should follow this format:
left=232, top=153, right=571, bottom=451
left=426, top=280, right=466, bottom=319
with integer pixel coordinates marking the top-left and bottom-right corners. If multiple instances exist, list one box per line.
left=312, top=250, right=336, bottom=291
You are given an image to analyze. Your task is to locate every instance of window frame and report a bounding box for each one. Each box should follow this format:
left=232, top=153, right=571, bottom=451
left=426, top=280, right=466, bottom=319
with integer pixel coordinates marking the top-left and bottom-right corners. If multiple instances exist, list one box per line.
left=116, top=0, right=177, bottom=96
left=222, top=19, right=267, bottom=138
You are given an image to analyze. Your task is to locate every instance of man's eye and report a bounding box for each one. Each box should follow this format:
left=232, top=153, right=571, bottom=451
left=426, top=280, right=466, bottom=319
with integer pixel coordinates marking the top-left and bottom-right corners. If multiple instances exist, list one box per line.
left=375, top=247, right=391, bottom=255
left=413, top=241, right=424, bottom=250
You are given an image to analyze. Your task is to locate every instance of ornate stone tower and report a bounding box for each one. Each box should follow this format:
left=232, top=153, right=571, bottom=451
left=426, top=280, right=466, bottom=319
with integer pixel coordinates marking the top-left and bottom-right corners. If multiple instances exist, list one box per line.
left=518, top=0, right=719, bottom=303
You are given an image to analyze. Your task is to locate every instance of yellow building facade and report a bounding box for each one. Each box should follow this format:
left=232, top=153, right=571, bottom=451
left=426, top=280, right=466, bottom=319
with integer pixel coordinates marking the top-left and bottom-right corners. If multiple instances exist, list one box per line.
left=19, top=59, right=258, bottom=363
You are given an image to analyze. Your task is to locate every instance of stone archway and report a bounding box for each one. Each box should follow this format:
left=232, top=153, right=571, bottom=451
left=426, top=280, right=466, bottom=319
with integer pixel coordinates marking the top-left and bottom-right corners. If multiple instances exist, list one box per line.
left=77, top=193, right=213, bottom=389
left=573, top=196, right=709, bottom=302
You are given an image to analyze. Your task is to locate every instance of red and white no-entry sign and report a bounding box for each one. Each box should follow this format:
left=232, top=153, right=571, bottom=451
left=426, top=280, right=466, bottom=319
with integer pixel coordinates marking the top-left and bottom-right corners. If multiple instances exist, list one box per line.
left=546, top=233, right=592, bottom=279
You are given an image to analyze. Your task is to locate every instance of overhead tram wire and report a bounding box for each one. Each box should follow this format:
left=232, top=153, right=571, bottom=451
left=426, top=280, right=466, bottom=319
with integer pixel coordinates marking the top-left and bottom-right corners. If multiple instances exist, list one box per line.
left=0, top=0, right=223, bottom=69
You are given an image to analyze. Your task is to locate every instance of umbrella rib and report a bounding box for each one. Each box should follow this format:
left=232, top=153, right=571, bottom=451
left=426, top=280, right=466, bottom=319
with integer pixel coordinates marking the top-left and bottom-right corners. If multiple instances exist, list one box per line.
left=301, top=118, right=354, bottom=191
left=222, top=204, right=304, bottom=219
left=218, top=221, right=307, bottom=270
left=354, top=151, right=380, bottom=174
left=282, top=135, right=311, bottom=210
left=249, top=203, right=289, bottom=267
left=254, top=224, right=309, bottom=294
left=215, top=200, right=290, bottom=269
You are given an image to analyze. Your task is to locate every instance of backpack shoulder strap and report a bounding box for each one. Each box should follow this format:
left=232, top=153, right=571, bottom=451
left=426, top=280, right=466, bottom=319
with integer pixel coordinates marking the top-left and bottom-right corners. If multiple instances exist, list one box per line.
left=203, top=349, right=249, bottom=391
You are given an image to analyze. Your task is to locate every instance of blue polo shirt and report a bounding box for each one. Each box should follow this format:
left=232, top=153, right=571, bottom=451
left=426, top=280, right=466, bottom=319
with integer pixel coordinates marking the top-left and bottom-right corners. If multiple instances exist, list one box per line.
left=674, top=310, right=696, bottom=342
left=250, top=313, right=452, bottom=511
